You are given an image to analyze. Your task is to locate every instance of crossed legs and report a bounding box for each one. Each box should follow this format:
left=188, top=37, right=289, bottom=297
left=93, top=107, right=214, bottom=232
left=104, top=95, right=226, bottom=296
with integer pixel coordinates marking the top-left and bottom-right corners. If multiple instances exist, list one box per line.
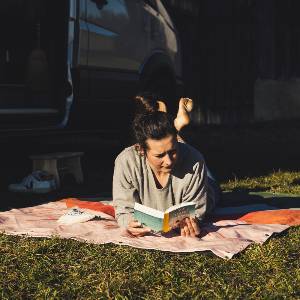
left=157, top=97, right=193, bottom=143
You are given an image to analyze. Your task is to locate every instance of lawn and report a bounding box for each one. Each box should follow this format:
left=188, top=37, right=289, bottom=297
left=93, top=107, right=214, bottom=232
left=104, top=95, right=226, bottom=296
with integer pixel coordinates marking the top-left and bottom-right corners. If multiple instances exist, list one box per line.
left=0, top=171, right=299, bottom=299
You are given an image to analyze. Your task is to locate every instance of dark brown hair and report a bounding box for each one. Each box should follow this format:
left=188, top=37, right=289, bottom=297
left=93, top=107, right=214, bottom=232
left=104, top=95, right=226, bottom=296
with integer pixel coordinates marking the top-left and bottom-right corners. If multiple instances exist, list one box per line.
left=133, top=93, right=177, bottom=151
left=134, top=93, right=158, bottom=115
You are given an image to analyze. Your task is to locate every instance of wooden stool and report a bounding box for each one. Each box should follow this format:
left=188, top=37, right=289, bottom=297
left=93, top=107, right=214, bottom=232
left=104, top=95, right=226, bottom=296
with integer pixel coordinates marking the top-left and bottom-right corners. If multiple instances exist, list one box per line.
left=30, top=152, right=84, bottom=188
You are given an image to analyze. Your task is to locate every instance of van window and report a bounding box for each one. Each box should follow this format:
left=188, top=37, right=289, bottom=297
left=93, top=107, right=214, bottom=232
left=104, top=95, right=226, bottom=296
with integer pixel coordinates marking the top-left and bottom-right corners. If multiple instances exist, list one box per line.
left=87, top=0, right=129, bottom=28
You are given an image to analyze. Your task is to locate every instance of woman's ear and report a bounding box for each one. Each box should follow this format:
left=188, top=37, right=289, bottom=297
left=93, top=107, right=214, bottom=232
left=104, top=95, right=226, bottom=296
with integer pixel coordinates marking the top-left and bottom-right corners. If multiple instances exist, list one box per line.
left=135, top=144, right=145, bottom=156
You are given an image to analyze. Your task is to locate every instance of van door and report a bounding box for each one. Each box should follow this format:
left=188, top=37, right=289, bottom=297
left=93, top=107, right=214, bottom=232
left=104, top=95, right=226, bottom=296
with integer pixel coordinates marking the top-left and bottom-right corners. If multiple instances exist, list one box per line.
left=142, top=0, right=163, bottom=54
left=0, top=0, right=69, bottom=130
left=82, top=0, right=148, bottom=129
left=75, top=0, right=89, bottom=101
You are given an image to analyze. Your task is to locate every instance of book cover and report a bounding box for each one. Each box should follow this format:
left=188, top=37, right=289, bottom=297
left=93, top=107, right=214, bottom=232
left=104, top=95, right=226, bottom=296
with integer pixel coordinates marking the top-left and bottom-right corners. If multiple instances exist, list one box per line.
left=134, top=202, right=196, bottom=233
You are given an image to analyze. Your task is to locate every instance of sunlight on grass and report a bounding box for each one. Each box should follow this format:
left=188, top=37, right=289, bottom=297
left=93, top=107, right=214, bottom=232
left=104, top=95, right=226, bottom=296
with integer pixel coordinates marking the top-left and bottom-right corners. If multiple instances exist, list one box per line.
left=0, top=171, right=299, bottom=299
left=222, top=171, right=300, bottom=194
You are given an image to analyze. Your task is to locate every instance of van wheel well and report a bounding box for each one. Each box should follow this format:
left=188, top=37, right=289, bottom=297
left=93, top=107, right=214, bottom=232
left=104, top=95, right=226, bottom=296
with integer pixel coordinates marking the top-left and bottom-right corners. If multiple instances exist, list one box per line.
left=139, top=67, right=177, bottom=117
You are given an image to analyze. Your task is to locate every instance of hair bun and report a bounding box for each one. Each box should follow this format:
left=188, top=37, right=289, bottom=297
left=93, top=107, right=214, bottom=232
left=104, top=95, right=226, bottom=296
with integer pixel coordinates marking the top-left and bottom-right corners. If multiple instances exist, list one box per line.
left=134, top=93, right=158, bottom=116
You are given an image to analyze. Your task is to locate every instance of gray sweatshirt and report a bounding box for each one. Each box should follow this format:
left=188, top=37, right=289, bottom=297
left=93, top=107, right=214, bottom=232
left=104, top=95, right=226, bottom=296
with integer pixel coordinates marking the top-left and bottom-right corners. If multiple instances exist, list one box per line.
left=113, top=142, right=216, bottom=227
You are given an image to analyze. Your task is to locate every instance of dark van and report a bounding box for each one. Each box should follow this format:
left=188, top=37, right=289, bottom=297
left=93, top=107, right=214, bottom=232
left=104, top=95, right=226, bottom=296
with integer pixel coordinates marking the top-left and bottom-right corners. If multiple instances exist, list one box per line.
left=0, top=0, right=182, bottom=134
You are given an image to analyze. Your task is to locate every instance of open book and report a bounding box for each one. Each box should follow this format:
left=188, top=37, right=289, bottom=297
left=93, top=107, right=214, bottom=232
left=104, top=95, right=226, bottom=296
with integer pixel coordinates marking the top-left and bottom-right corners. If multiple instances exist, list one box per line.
left=134, top=202, right=196, bottom=233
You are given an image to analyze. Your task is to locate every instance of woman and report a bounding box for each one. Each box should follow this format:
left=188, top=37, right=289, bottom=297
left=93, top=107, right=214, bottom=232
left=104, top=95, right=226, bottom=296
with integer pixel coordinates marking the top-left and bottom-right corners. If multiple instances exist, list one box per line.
left=113, top=94, right=220, bottom=237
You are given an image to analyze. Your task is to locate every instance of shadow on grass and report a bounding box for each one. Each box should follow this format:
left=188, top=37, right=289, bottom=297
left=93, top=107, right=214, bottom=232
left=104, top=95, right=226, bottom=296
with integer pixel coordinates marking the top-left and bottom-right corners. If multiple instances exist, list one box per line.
left=220, top=189, right=300, bottom=209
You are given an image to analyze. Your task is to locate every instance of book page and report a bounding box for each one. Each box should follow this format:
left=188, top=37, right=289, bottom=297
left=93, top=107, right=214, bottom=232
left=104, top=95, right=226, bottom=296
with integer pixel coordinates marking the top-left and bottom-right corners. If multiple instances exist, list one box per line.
left=134, top=203, right=164, bottom=218
left=165, top=202, right=196, bottom=213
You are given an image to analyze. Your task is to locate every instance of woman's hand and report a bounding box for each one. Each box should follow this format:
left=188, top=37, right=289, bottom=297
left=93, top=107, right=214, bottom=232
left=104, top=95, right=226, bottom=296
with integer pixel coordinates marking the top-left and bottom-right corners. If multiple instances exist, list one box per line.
left=180, top=217, right=200, bottom=237
left=127, top=220, right=152, bottom=237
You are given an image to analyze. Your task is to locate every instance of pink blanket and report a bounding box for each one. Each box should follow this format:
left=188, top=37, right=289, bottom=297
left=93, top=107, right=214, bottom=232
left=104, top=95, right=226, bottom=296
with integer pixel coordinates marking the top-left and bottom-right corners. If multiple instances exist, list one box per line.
left=0, top=201, right=289, bottom=259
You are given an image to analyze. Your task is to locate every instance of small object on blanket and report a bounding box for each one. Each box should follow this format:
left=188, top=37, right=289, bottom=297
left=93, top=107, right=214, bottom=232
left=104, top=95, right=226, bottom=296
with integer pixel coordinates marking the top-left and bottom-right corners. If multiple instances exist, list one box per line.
left=57, top=208, right=97, bottom=225
left=64, top=198, right=115, bottom=218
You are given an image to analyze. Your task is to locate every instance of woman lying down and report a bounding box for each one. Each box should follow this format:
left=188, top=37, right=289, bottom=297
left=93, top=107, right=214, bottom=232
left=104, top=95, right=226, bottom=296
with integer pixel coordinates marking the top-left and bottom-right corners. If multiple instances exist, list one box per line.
left=113, top=94, right=220, bottom=237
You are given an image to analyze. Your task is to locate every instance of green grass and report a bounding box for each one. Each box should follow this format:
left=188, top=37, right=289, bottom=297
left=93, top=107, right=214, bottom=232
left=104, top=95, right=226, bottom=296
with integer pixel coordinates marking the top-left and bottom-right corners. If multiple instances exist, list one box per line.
left=0, top=171, right=300, bottom=299
left=221, top=171, right=300, bottom=194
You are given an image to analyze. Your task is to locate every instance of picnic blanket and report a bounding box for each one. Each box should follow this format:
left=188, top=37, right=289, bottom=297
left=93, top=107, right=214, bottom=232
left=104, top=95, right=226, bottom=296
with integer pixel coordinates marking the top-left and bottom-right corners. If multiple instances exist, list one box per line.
left=1, top=194, right=299, bottom=259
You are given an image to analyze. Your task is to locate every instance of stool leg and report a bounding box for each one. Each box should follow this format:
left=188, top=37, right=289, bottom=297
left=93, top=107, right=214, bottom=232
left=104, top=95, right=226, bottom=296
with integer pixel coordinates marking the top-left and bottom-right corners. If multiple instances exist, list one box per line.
left=64, top=157, right=84, bottom=184
left=32, top=159, right=60, bottom=188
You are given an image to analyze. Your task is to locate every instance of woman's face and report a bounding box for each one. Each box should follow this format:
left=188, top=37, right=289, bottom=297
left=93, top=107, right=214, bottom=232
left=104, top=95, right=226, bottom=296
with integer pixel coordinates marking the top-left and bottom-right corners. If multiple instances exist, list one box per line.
left=145, top=134, right=178, bottom=174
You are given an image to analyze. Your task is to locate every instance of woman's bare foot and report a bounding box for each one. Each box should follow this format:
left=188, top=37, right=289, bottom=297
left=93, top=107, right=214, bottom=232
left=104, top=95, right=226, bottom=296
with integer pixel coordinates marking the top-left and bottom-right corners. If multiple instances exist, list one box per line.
left=174, top=98, right=193, bottom=131
left=157, top=100, right=167, bottom=112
